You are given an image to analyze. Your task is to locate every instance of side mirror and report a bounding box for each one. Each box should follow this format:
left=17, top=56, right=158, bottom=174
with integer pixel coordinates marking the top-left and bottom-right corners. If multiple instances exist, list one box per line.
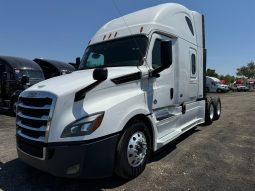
left=161, top=40, right=172, bottom=69
left=21, top=75, right=29, bottom=85
left=150, top=41, right=172, bottom=77
left=2, top=72, right=7, bottom=81
left=93, top=68, right=108, bottom=81
left=76, top=57, right=81, bottom=68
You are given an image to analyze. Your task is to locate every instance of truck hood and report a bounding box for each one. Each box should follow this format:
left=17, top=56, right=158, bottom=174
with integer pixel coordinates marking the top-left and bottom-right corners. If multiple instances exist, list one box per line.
left=26, top=67, right=140, bottom=96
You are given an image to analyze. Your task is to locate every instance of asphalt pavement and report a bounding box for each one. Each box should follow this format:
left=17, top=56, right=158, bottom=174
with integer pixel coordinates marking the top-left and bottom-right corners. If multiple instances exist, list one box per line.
left=0, top=92, right=254, bottom=191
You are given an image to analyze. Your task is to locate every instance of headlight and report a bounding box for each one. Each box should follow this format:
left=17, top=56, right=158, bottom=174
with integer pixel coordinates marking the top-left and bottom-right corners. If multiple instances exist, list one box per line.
left=61, top=112, right=104, bottom=138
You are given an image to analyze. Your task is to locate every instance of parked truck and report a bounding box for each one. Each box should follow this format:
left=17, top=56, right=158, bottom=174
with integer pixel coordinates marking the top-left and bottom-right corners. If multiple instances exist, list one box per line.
left=34, top=58, right=75, bottom=79
left=16, top=3, right=221, bottom=179
left=0, top=56, right=45, bottom=114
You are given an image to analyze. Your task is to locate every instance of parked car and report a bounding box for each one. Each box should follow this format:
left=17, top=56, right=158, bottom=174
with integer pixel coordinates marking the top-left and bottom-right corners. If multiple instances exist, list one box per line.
left=0, top=56, right=45, bottom=114
left=237, top=85, right=249, bottom=92
left=34, top=58, right=75, bottom=79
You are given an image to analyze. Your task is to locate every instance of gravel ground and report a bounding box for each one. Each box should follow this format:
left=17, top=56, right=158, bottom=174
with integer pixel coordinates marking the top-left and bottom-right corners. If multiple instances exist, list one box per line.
left=0, top=92, right=254, bottom=191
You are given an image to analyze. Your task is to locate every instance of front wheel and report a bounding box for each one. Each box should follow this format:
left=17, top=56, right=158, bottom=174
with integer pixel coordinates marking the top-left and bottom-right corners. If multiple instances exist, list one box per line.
left=115, top=120, right=151, bottom=179
left=10, top=99, right=17, bottom=115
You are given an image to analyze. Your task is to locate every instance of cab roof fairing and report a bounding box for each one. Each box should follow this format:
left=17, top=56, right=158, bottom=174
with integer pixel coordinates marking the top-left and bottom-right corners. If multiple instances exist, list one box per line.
left=0, top=56, right=42, bottom=71
left=89, top=3, right=199, bottom=46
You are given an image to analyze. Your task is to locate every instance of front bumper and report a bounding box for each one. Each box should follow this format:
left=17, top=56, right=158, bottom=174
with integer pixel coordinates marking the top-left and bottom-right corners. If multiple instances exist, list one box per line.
left=17, top=133, right=119, bottom=178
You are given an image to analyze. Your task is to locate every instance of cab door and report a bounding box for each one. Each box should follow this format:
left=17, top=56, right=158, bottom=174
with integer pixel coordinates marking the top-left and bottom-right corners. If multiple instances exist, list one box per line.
left=146, top=33, right=177, bottom=138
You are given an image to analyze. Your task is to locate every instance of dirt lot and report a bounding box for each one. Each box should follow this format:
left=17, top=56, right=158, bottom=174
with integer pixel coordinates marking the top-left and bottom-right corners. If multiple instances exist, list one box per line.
left=0, top=92, right=254, bottom=191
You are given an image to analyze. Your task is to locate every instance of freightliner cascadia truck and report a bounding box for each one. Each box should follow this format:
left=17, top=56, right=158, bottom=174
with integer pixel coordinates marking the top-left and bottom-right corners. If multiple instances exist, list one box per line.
left=16, top=3, right=221, bottom=179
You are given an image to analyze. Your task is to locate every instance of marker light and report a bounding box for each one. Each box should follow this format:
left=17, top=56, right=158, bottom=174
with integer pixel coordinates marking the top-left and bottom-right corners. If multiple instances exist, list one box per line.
left=140, top=26, right=144, bottom=33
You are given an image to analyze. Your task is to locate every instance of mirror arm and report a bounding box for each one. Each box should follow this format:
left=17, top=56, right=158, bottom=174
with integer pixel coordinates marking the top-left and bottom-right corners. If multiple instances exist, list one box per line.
left=149, top=67, right=166, bottom=78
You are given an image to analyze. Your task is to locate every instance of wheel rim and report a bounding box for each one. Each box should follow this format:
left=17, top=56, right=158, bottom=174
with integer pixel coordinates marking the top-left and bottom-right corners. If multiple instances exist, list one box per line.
left=127, top=131, right=147, bottom=167
left=209, top=104, right=214, bottom=120
left=13, top=101, right=17, bottom=114
left=217, top=102, right=221, bottom=116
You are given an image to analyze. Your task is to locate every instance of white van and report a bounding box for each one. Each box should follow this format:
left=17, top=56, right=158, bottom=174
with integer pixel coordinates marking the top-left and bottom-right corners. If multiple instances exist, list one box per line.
left=206, top=76, right=227, bottom=93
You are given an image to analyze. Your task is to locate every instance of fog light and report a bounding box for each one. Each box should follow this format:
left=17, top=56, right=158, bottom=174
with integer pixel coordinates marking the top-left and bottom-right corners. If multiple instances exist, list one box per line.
left=66, top=164, right=80, bottom=175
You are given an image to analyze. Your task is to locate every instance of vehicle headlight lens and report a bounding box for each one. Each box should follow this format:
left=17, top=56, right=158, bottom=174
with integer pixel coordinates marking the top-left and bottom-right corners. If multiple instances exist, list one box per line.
left=61, top=112, right=104, bottom=138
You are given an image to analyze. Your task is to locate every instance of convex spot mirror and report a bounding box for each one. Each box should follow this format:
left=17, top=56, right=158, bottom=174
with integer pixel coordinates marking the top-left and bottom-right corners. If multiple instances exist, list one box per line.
left=93, top=68, right=108, bottom=81
left=21, top=75, right=29, bottom=85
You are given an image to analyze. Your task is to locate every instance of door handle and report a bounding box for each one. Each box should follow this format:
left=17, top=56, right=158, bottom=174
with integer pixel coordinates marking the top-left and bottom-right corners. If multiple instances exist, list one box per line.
left=170, top=88, right=174, bottom=100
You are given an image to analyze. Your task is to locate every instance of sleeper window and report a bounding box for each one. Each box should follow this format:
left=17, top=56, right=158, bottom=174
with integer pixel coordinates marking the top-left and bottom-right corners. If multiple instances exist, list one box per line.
left=191, top=53, right=196, bottom=75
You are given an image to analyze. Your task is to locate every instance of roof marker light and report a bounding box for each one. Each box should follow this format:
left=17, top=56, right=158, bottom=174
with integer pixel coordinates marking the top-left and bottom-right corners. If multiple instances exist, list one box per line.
left=140, top=26, right=144, bottom=33
left=103, top=35, right=106, bottom=40
left=114, top=32, right=118, bottom=38
left=108, top=33, right=112, bottom=39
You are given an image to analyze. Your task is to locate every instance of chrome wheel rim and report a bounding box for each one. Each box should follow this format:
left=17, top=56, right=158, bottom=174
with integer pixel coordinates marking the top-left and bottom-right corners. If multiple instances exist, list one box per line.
left=13, top=101, right=17, bottom=114
left=217, top=102, right=221, bottom=116
left=127, top=131, right=147, bottom=167
left=210, top=104, right=214, bottom=120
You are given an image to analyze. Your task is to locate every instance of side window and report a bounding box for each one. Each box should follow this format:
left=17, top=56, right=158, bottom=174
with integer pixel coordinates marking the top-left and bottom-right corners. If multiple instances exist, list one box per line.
left=191, top=53, right=196, bottom=75
left=152, top=39, right=162, bottom=69
left=185, top=16, right=194, bottom=36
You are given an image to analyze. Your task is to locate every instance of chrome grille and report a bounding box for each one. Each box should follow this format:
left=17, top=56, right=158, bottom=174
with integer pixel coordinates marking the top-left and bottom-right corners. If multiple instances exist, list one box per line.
left=16, top=93, right=56, bottom=143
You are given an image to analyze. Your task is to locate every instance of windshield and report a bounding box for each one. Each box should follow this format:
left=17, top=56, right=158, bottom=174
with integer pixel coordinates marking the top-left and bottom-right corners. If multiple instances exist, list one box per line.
left=79, top=35, right=148, bottom=70
left=15, top=69, right=44, bottom=80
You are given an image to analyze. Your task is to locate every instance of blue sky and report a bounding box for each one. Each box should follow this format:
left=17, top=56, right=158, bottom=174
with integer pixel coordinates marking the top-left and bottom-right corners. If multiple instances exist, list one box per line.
left=0, top=0, right=254, bottom=75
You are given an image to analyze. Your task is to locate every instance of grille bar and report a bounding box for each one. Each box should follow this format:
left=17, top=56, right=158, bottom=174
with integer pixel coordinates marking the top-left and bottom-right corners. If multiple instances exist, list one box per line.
left=17, top=112, right=49, bottom=121
left=17, top=130, right=45, bottom=142
left=17, top=120, right=47, bottom=132
left=18, top=103, right=51, bottom=110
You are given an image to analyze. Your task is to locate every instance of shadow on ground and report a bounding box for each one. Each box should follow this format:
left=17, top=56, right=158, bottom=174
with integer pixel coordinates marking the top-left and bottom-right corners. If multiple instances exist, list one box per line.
left=150, top=128, right=200, bottom=162
left=0, top=128, right=200, bottom=191
left=0, top=159, right=128, bottom=191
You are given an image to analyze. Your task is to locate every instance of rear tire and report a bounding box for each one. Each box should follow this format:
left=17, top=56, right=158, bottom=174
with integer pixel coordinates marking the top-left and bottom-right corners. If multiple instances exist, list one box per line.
left=213, top=97, right=221, bottom=120
left=204, top=98, right=214, bottom=125
left=115, top=120, right=151, bottom=179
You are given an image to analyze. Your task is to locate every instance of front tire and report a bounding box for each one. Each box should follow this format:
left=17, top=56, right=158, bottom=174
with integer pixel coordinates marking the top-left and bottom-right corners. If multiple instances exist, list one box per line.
left=115, top=120, right=151, bottom=179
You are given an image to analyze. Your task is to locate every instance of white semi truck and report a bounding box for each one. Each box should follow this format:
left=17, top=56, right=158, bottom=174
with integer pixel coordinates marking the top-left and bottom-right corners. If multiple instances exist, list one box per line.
left=16, top=3, right=221, bottom=179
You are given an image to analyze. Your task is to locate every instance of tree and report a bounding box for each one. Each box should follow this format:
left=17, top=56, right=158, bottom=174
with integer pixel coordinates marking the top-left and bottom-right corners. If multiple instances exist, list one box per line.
left=224, top=75, right=235, bottom=84
left=236, top=62, right=255, bottom=79
left=206, top=68, right=219, bottom=78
